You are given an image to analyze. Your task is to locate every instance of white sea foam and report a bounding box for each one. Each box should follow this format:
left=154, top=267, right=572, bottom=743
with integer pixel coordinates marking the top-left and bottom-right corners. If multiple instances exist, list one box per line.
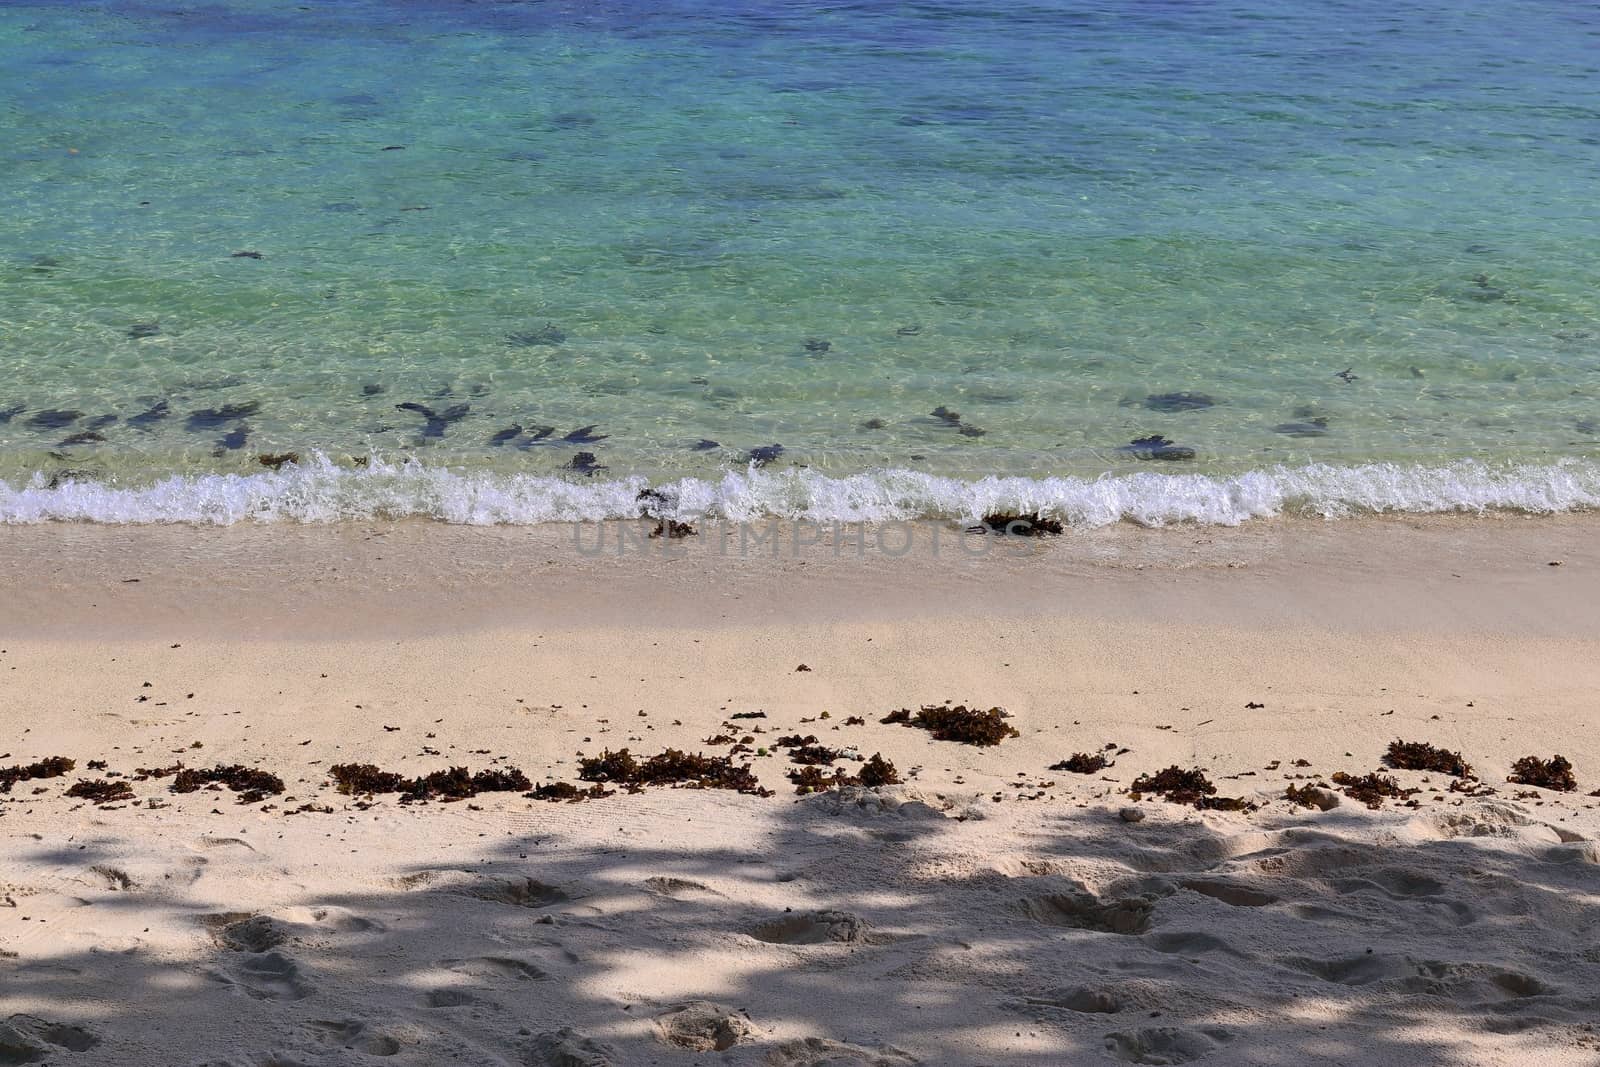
left=2, top=453, right=1598, bottom=526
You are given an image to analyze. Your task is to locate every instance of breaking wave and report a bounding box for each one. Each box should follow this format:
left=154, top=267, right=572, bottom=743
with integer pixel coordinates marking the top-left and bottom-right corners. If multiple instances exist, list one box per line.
left=3, top=454, right=1599, bottom=526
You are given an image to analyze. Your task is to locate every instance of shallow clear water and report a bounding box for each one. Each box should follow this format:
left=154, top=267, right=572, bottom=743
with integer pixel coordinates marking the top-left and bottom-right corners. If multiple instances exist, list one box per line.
left=3, top=0, right=1600, bottom=522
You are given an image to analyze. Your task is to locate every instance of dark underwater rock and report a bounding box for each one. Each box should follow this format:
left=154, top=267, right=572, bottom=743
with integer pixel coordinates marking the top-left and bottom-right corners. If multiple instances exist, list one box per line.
left=564, top=424, right=608, bottom=444
left=1143, top=392, right=1216, bottom=413
left=488, top=424, right=522, bottom=446
left=746, top=444, right=784, bottom=467
left=395, top=401, right=469, bottom=438
left=187, top=402, right=260, bottom=430
left=25, top=409, right=81, bottom=430
left=58, top=431, right=105, bottom=446
left=506, top=323, right=566, bottom=347
left=566, top=451, right=607, bottom=475
left=127, top=401, right=170, bottom=429
left=1273, top=417, right=1329, bottom=438
left=1120, top=435, right=1195, bottom=461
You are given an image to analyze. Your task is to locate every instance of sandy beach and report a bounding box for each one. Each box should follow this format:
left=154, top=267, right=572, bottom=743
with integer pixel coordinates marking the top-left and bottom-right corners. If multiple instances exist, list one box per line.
left=4, top=515, right=1600, bottom=1066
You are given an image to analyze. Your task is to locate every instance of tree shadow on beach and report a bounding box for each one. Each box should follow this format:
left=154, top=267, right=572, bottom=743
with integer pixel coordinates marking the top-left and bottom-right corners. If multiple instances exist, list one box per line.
left=5, top=786, right=1600, bottom=1065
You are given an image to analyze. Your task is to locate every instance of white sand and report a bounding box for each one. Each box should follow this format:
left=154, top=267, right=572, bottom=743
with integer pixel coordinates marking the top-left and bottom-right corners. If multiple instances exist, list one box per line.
left=3, top=515, right=1600, bottom=1065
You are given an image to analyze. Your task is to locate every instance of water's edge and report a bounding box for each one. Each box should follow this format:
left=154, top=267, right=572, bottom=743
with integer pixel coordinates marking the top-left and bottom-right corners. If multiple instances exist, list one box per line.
left=4, top=454, right=1598, bottom=526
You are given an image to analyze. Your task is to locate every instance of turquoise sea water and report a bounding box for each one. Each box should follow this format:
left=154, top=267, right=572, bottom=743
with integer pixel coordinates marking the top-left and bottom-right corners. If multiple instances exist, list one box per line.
left=3, top=0, right=1600, bottom=523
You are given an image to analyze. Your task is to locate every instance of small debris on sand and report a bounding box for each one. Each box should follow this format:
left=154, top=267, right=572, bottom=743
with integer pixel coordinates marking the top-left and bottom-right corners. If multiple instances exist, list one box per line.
left=65, top=778, right=135, bottom=804
left=576, top=749, right=773, bottom=797
left=1507, top=754, right=1577, bottom=792
left=788, top=753, right=899, bottom=795
left=0, top=757, right=75, bottom=793
left=1051, top=752, right=1111, bottom=774
left=1330, top=771, right=1418, bottom=809
left=1130, top=766, right=1255, bottom=812
left=880, top=704, right=1019, bottom=746
left=1385, top=740, right=1473, bottom=778
left=979, top=512, right=1063, bottom=536
left=329, top=764, right=532, bottom=802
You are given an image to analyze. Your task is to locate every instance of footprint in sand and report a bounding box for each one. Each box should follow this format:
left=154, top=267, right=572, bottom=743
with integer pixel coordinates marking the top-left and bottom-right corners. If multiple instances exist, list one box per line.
left=209, top=951, right=311, bottom=1000
left=765, top=1037, right=920, bottom=1066
left=283, top=905, right=386, bottom=934
left=1283, top=952, right=1420, bottom=987
left=1413, top=801, right=1566, bottom=843
left=1546, top=841, right=1600, bottom=864
left=463, top=876, right=570, bottom=908
left=1021, top=887, right=1161, bottom=935
left=750, top=909, right=870, bottom=945
left=1104, top=1026, right=1233, bottom=1065
left=643, top=876, right=724, bottom=900
left=1145, top=930, right=1246, bottom=958
left=444, top=956, right=551, bottom=982
left=420, top=988, right=483, bottom=1008
left=1179, top=879, right=1276, bottom=908
left=398, top=869, right=573, bottom=908
left=87, top=865, right=135, bottom=891
left=522, top=1028, right=617, bottom=1067
left=306, top=1019, right=401, bottom=1056
left=0, top=1015, right=100, bottom=1063
left=1016, top=986, right=1123, bottom=1015
left=195, top=836, right=257, bottom=852
left=1331, top=869, right=1473, bottom=922
left=653, top=1001, right=753, bottom=1052
left=200, top=913, right=288, bottom=953
left=1287, top=954, right=1556, bottom=1000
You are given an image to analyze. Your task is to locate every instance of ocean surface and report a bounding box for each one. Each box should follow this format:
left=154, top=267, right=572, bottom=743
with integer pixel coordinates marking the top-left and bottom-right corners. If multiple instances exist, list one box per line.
left=3, top=0, right=1599, bottom=525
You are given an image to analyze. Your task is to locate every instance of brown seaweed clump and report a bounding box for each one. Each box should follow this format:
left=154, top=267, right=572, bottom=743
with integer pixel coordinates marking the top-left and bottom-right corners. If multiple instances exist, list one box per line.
left=326, top=764, right=407, bottom=795
left=981, top=512, right=1063, bottom=537
left=1507, top=754, right=1577, bottom=792
left=328, top=763, right=532, bottom=802
left=1330, top=771, right=1418, bottom=809
left=1284, top=783, right=1326, bottom=809
left=0, top=756, right=75, bottom=793
left=650, top=519, right=696, bottom=539
left=65, top=778, right=135, bottom=804
left=1129, top=766, right=1255, bottom=812
left=1050, top=752, right=1110, bottom=774
left=577, top=748, right=773, bottom=797
left=857, top=753, right=901, bottom=788
left=788, top=766, right=855, bottom=795
left=524, top=781, right=614, bottom=803
left=1384, top=740, right=1473, bottom=778
left=789, top=753, right=900, bottom=795
left=880, top=704, right=1019, bottom=746
left=768, top=736, right=843, bottom=766
left=575, top=749, right=638, bottom=784
left=1130, top=766, right=1213, bottom=805
left=168, top=764, right=287, bottom=803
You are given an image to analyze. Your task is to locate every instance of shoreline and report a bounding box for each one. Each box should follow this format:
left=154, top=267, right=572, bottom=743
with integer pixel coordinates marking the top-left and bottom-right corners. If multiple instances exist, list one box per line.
left=3, top=510, right=1598, bottom=639
left=4, top=512, right=1600, bottom=1064
left=5, top=454, right=1600, bottom=528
